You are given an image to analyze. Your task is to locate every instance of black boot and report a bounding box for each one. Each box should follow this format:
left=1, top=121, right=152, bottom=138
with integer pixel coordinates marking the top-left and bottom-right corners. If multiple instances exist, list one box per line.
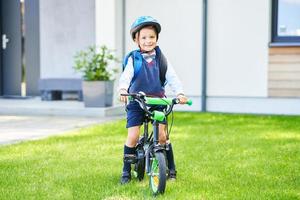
left=120, top=171, right=131, bottom=184
left=120, top=145, right=135, bottom=184
left=168, top=169, right=177, bottom=180
left=166, top=143, right=177, bottom=180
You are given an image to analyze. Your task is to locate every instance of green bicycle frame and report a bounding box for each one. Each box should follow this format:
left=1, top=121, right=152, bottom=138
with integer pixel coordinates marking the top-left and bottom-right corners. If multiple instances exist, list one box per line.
left=152, top=111, right=165, bottom=122
left=145, top=97, right=192, bottom=122
left=145, top=97, right=173, bottom=105
left=145, top=97, right=193, bottom=106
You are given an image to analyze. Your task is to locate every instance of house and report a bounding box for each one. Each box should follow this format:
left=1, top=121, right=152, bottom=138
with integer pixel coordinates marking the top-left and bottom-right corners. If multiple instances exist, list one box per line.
left=0, top=0, right=299, bottom=114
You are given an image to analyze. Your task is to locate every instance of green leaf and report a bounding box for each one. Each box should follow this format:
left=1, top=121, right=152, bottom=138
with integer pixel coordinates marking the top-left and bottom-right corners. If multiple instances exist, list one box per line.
left=73, top=45, right=119, bottom=81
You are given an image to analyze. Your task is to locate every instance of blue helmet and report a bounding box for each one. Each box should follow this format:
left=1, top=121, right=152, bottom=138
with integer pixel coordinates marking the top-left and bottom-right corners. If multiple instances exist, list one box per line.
left=130, top=16, right=161, bottom=40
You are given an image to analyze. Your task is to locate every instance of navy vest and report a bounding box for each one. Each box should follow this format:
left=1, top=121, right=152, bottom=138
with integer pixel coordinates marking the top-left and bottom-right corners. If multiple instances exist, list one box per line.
left=128, top=57, right=165, bottom=97
left=123, top=46, right=168, bottom=90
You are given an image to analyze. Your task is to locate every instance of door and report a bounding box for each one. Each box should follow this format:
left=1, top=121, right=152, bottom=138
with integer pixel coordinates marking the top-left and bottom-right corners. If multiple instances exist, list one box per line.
left=0, top=0, right=22, bottom=96
left=0, top=1, right=2, bottom=95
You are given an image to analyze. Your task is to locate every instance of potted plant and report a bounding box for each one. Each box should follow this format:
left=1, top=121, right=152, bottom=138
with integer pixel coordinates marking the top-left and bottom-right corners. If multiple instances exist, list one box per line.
left=73, top=45, right=118, bottom=107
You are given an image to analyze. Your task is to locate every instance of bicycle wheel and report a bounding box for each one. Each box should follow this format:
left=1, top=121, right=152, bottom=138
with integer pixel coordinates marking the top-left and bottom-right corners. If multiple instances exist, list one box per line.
left=135, top=157, right=145, bottom=181
left=149, top=152, right=167, bottom=195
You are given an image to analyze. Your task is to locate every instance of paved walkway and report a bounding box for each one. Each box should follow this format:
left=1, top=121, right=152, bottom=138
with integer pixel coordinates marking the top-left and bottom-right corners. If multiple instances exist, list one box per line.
left=0, top=97, right=125, bottom=145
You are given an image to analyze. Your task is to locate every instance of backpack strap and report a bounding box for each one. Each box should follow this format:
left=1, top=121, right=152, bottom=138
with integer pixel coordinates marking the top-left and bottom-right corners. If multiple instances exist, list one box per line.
left=122, top=53, right=131, bottom=71
left=132, top=51, right=143, bottom=83
left=155, top=46, right=168, bottom=86
left=122, top=50, right=143, bottom=83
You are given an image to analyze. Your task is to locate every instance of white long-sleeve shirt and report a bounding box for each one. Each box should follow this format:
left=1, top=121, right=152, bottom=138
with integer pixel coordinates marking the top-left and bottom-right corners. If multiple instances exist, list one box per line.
left=118, top=52, right=184, bottom=96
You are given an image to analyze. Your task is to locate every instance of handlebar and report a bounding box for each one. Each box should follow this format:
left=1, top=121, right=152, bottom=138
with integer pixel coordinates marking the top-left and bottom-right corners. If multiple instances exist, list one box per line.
left=121, top=92, right=192, bottom=122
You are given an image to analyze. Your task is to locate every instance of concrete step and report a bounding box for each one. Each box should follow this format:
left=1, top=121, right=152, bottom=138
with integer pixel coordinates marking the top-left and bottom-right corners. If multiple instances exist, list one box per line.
left=0, top=97, right=126, bottom=117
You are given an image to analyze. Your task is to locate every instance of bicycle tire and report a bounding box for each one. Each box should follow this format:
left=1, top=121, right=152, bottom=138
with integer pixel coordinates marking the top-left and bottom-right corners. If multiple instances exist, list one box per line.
left=135, top=157, right=145, bottom=181
left=134, top=141, right=145, bottom=181
left=149, top=152, right=167, bottom=195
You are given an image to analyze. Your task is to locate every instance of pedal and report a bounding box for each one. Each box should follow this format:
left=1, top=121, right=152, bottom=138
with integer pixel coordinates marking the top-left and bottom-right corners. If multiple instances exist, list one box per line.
left=136, top=149, right=145, bottom=160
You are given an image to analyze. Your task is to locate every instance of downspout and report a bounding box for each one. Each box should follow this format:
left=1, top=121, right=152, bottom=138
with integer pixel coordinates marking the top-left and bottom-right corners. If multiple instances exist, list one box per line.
left=201, top=0, right=208, bottom=112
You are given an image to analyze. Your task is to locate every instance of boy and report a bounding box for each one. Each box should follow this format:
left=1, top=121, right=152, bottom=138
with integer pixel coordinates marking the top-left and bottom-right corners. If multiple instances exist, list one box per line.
left=118, top=16, right=188, bottom=184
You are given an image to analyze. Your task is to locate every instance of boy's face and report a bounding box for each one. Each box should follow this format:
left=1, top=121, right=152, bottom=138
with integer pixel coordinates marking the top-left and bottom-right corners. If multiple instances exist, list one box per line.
left=135, top=27, right=157, bottom=52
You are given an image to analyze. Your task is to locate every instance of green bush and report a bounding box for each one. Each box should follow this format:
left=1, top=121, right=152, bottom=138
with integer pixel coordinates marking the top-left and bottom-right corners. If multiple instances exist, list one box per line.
left=73, top=45, right=118, bottom=81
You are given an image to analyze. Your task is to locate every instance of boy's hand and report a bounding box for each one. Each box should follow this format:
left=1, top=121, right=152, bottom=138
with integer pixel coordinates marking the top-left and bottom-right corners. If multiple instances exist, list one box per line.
left=177, top=94, right=188, bottom=104
left=119, top=88, right=128, bottom=103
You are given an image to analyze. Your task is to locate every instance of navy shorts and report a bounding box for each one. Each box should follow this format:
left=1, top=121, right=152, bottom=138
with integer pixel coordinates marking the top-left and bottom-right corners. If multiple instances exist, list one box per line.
left=126, top=101, right=167, bottom=128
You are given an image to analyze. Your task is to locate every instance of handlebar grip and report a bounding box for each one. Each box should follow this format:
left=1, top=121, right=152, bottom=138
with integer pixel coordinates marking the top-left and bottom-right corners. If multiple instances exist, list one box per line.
left=186, top=99, right=193, bottom=106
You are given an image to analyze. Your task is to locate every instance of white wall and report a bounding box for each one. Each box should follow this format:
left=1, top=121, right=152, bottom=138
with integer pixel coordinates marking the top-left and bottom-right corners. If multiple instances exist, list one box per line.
left=207, top=0, right=270, bottom=97
left=95, top=0, right=124, bottom=105
left=96, top=0, right=116, bottom=49
left=95, top=0, right=124, bottom=74
left=125, top=0, right=202, bottom=97
left=39, top=0, right=95, bottom=78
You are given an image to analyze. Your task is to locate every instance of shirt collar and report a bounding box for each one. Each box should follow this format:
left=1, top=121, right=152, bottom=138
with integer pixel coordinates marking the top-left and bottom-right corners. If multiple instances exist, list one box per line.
left=141, top=50, right=156, bottom=61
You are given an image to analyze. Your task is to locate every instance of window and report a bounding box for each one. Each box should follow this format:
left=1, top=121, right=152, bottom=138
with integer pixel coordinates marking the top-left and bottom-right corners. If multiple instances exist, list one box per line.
left=272, top=0, right=300, bottom=43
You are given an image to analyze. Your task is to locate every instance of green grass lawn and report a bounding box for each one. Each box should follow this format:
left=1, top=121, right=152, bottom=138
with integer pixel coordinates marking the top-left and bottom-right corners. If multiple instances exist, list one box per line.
left=0, top=113, right=300, bottom=200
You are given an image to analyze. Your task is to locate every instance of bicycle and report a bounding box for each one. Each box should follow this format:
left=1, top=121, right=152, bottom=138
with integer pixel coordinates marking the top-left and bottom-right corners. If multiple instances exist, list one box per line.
left=122, top=92, right=192, bottom=195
